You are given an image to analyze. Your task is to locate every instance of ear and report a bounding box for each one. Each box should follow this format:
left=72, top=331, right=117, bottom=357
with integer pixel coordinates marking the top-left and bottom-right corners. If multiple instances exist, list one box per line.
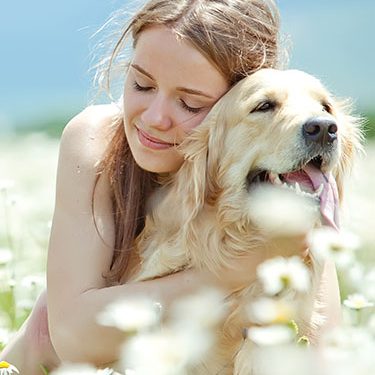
left=333, top=99, right=364, bottom=202
left=172, top=102, right=228, bottom=221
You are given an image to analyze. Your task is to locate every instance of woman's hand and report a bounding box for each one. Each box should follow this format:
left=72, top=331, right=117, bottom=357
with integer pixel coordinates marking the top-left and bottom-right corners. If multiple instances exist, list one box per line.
left=0, top=289, right=60, bottom=375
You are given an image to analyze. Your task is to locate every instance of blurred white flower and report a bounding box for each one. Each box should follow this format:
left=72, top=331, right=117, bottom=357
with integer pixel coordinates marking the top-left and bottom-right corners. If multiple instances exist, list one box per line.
left=0, top=179, right=15, bottom=192
left=51, top=364, right=114, bottom=374
left=368, top=314, right=375, bottom=334
left=360, top=269, right=375, bottom=300
left=343, top=293, right=374, bottom=310
left=122, top=325, right=213, bottom=375
left=96, top=370, right=114, bottom=375
left=257, top=256, right=310, bottom=296
left=245, top=325, right=295, bottom=346
left=4, top=194, right=17, bottom=207
left=323, top=326, right=374, bottom=354
left=16, top=298, right=35, bottom=311
left=20, top=274, right=45, bottom=290
left=120, top=289, right=222, bottom=375
left=308, top=227, right=360, bottom=269
left=0, top=248, right=13, bottom=266
left=246, top=297, right=296, bottom=325
left=0, top=328, right=12, bottom=346
left=344, top=261, right=365, bottom=290
left=17, top=274, right=46, bottom=304
left=97, top=297, right=161, bottom=333
left=322, top=327, right=375, bottom=375
left=7, top=278, right=16, bottom=289
left=247, top=345, right=316, bottom=375
left=170, top=288, right=225, bottom=329
left=248, top=184, right=318, bottom=236
left=0, top=361, right=19, bottom=374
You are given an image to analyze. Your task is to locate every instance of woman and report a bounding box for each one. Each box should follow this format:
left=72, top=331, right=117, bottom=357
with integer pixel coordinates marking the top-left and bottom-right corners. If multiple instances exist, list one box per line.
left=0, top=0, right=341, bottom=373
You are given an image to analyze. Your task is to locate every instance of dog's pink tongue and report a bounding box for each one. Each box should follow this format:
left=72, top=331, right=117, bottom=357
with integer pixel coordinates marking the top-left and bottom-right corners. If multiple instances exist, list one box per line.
left=283, top=165, right=339, bottom=231
left=303, top=164, right=340, bottom=231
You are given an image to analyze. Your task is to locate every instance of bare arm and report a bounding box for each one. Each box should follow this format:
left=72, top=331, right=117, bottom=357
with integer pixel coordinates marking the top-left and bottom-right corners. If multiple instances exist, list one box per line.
left=47, top=106, right=214, bottom=365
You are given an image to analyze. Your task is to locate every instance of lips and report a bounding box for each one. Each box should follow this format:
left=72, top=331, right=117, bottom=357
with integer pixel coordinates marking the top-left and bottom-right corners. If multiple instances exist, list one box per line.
left=135, top=126, right=177, bottom=150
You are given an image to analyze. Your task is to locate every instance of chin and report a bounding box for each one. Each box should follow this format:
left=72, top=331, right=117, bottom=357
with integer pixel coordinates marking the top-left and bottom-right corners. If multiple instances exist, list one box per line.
left=132, top=150, right=183, bottom=174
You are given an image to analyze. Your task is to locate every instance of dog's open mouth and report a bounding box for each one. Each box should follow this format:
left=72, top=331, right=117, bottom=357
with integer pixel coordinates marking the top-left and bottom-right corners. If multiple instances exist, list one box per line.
left=247, top=156, right=339, bottom=230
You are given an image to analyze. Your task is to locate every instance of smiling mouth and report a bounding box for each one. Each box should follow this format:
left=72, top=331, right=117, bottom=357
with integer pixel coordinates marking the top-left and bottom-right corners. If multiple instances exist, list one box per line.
left=135, top=126, right=179, bottom=149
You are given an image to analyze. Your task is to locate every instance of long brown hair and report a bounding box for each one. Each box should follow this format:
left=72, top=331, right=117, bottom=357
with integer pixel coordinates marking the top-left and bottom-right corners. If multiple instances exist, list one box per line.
left=94, top=0, right=283, bottom=284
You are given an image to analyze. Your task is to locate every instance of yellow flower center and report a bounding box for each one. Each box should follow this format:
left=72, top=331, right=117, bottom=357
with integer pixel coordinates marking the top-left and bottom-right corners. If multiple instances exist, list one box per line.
left=0, top=361, right=10, bottom=368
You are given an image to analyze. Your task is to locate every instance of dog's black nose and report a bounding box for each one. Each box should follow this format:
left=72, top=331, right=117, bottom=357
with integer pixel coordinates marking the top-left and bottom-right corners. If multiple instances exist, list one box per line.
left=302, top=117, right=338, bottom=145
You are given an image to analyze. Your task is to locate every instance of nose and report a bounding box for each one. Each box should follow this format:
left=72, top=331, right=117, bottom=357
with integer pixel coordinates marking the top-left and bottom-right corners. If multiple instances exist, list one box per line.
left=140, top=94, right=173, bottom=131
left=302, top=117, right=338, bottom=146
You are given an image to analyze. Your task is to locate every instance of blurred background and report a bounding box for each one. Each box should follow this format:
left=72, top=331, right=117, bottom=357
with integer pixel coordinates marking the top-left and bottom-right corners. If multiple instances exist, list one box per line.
left=0, top=0, right=374, bottom=137
left=0, top=0, right=374, bottom=350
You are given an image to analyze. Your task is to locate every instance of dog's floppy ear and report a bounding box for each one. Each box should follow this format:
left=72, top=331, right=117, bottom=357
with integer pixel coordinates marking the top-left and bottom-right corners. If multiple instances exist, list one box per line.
left=173, top=102, right=228, bottom=221
left=333, top=99, right=364, bottom=202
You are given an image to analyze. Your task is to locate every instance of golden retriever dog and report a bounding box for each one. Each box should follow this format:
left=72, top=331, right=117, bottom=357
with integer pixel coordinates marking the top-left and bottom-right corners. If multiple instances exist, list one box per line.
left=127, top=69, right=362, bottom=374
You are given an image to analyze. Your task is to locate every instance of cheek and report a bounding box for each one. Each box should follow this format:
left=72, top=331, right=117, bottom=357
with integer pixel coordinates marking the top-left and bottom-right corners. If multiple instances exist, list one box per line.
left=178, top=111, right=210, bottom=135
left=123, top=81, right=136, bottom=119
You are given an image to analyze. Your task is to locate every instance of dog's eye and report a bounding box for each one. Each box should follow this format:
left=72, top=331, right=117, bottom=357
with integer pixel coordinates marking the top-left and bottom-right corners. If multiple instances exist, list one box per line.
left=322, top=102, right=332, bottom=113
left=252, top=100, right=276, bottom=113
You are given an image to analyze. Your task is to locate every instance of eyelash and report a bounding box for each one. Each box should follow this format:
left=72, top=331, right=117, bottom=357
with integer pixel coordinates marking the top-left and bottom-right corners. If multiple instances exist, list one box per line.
left=132, top=81, right=152, bottom=92
left=132, top=81, right=203, bottom=114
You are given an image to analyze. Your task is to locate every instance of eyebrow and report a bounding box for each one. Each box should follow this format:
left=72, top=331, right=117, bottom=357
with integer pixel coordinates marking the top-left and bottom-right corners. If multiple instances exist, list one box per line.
left=130, top=63, right=215, bottom=99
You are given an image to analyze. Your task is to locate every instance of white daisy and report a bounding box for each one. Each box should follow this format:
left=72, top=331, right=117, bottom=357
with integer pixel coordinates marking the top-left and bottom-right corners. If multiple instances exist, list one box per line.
left=0, top=361, right=19, bottom=375
left=322, top=326, right=375, bottom=375
left=51, top=364, right=114, bottom=374
left=248, top=184, right=319, bottom=236
left=122, top=330, right=189, bottom=375
left=246, top=297, right=296, bottom=325
left=0, top=248, right=13, bottom=266
left=20, top=274, right=46, bottom=290
left=0, top=328, right=12, bottom=347
left=361, top=269, right=375, bottom=300
left=343, top=293, right=374, bottom=310
left=257, top=256, right=311, bottom=296
left=170, top=288, right=225, bottom=329
left=121, top=326, right=212, bottom=375
left=0, top=179, right=15, bottom=192
left=308, top=227, right=360, bottom=269
left=368, top=314, right=375, bottom=334
left=97, top=297, right=161, bottom=333
left=245, top=325, right=295, bottom=346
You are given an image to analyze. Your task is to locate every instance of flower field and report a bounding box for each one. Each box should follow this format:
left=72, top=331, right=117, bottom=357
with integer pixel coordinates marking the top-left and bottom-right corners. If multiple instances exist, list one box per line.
left=0, top=131, right=374, bottom=374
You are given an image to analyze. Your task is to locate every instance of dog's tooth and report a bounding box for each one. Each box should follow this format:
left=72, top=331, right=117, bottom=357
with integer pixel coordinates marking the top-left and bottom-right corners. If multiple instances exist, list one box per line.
left=268, top=172, right=275, bottom=183
left=274, top=174, right=282, bottom=185
left=269, top=172, right=282, bottom=186
left=315, top=183, right=324, bottom=197
left=295, top=182, right=302, bottom=194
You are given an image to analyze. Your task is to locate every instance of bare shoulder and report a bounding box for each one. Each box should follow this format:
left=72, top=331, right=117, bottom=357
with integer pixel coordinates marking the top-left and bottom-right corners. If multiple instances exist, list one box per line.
left=60, top=103, right=121, bottom=168
left=47, top=104, right=121, bottom=295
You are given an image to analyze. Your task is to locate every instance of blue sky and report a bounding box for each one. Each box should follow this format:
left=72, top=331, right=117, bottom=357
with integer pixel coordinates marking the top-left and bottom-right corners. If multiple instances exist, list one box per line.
left=1, top=0, right=374, bottom=128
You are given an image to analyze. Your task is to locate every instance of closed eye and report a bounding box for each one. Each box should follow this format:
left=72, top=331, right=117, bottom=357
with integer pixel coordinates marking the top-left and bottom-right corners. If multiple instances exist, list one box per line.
left=251, top=100, right=276, bottom=113
left=133, top=81, right=154, bottom=92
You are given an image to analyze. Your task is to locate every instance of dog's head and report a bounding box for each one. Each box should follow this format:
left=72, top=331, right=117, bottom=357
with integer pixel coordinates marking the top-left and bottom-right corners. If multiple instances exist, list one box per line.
left=177, top=69, right=363, bottom=228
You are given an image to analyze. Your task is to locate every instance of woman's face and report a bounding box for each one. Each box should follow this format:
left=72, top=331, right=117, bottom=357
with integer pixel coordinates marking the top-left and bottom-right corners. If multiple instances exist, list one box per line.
left=123, top=25, right=229, bottom=174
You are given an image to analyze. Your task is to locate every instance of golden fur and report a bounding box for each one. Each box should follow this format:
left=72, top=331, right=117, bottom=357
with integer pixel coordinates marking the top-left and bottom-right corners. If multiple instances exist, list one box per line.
left=128, top=69, right=362, bottom=374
